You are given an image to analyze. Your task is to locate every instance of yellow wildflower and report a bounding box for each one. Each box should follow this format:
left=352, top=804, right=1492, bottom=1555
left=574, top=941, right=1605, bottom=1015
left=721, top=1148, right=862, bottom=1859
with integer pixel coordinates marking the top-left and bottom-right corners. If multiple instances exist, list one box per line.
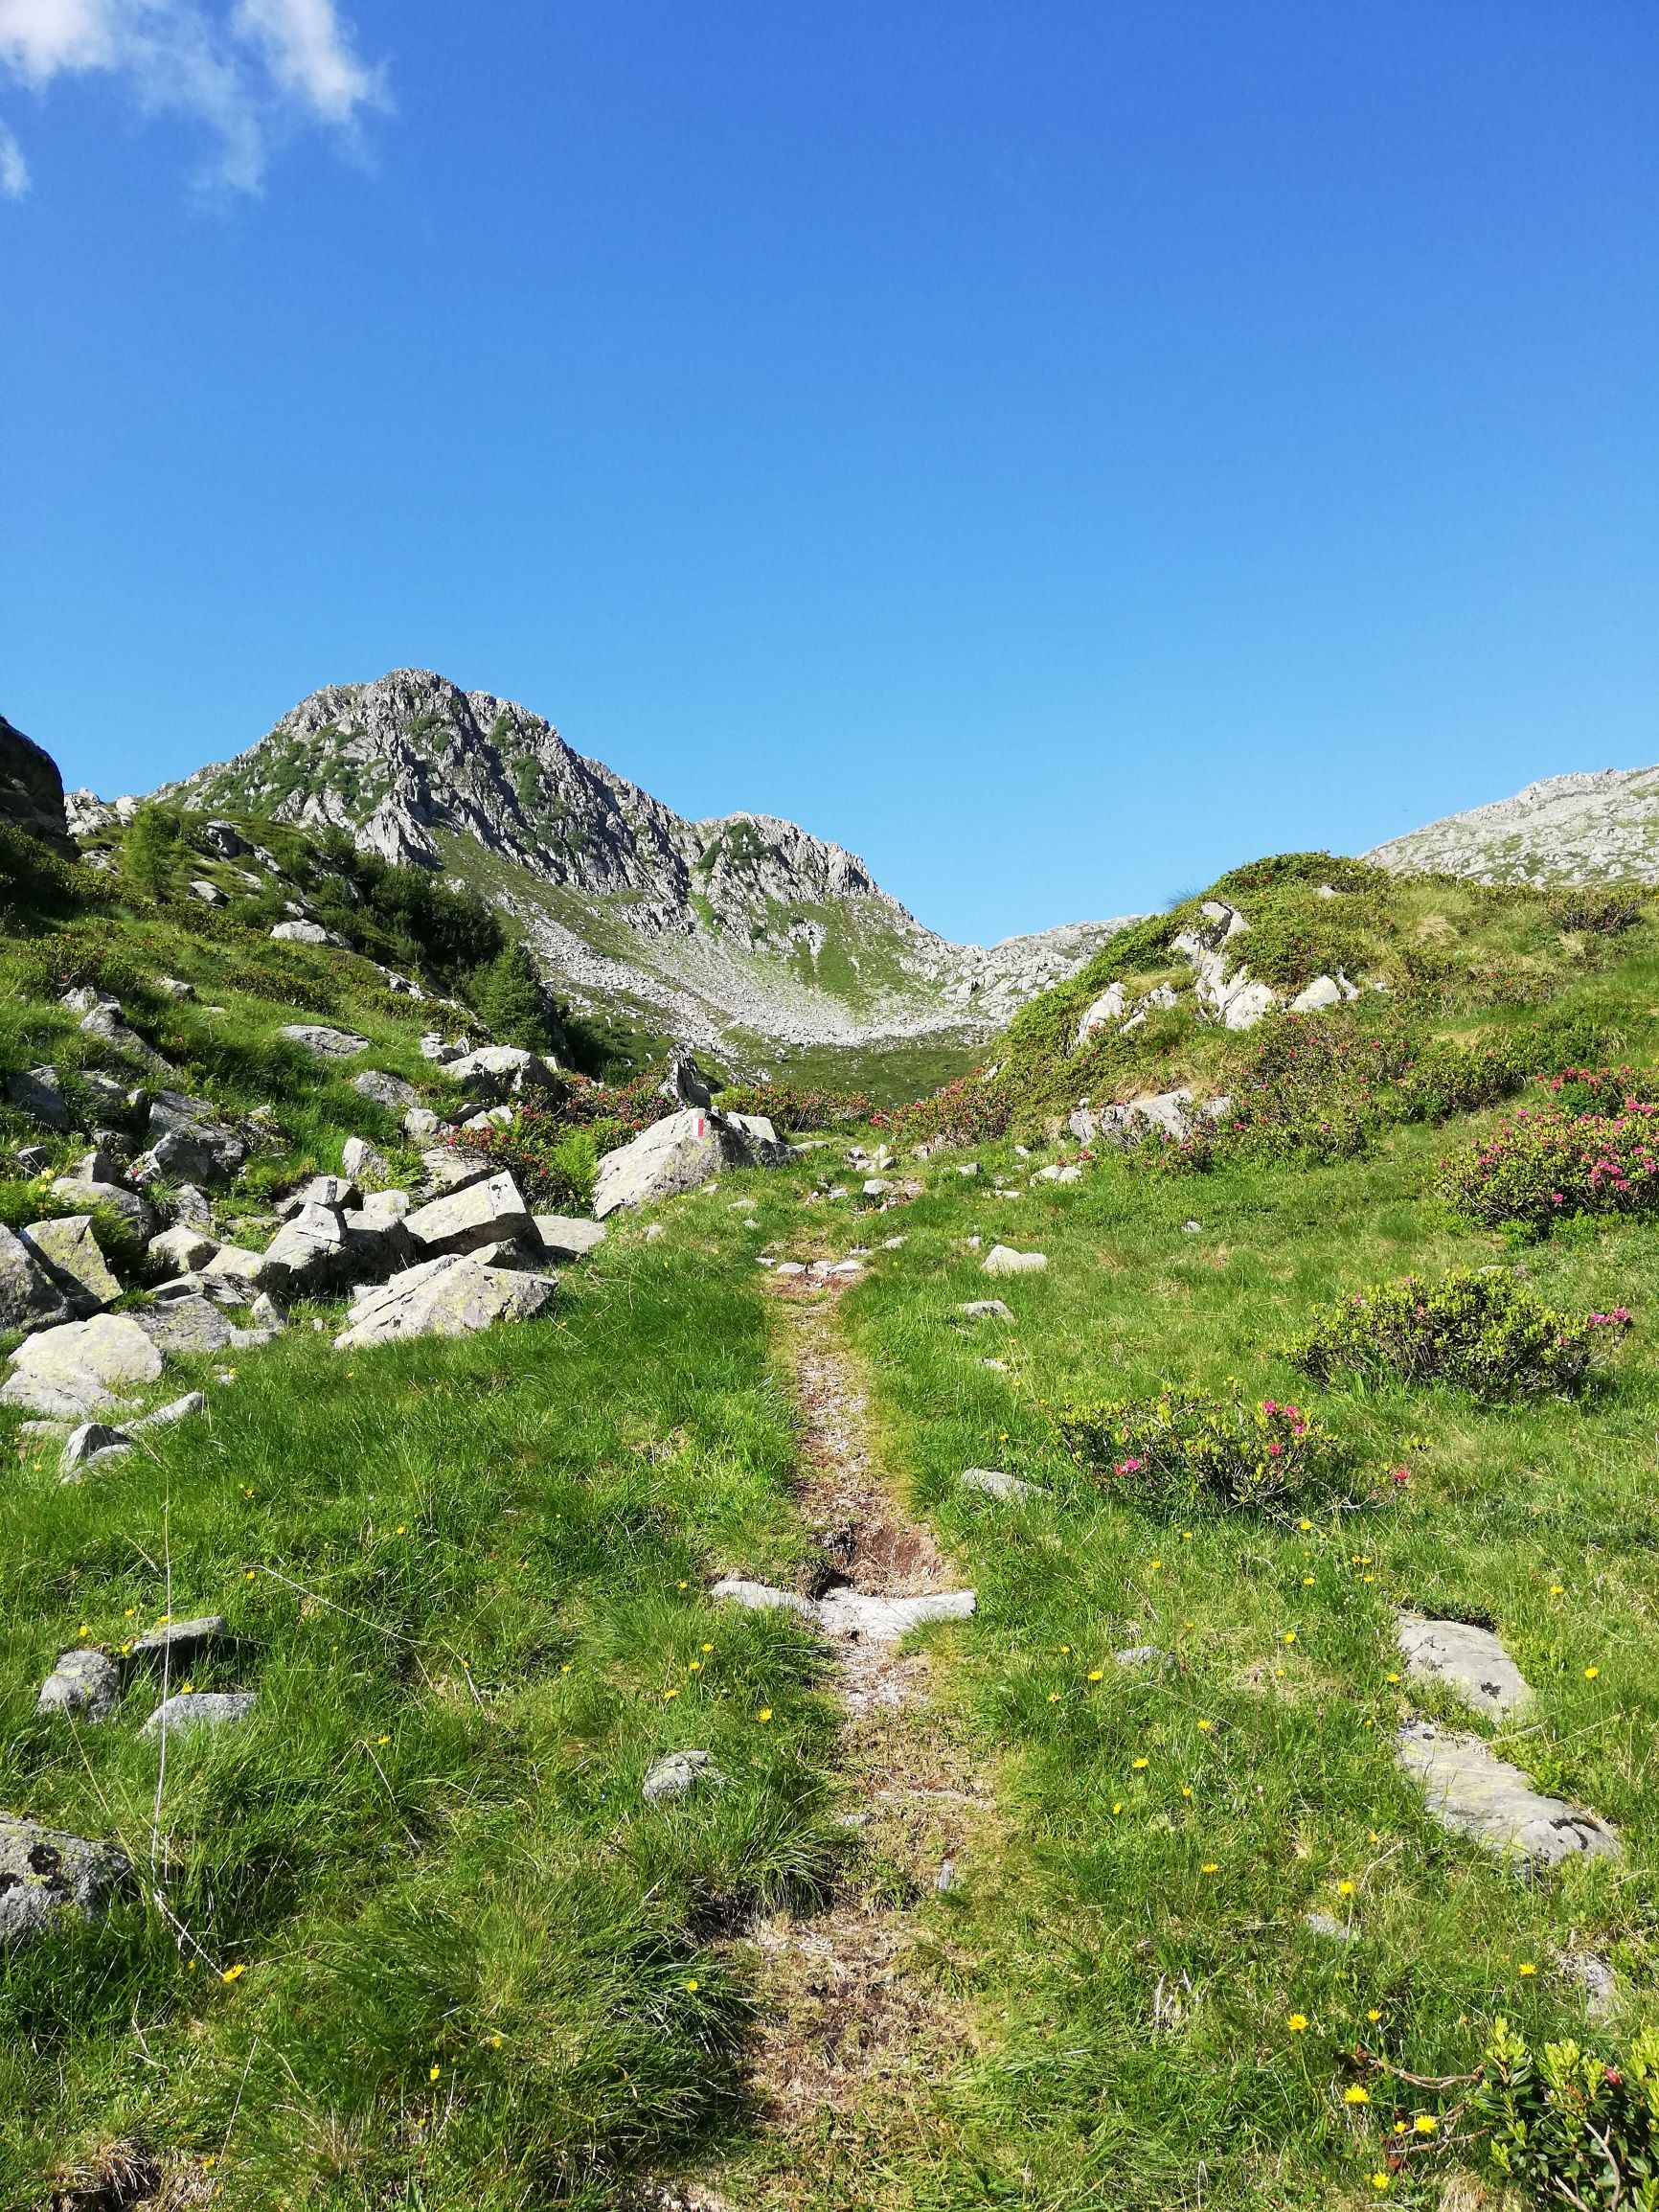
left=1287, top=2013, right=1307, bottom=2032
left=1414, top=2115, right=1437, bottom=2135
left=221, top=1963, right=246, bottom=1984
left=1345, top=2086, right=1369, bottom=2105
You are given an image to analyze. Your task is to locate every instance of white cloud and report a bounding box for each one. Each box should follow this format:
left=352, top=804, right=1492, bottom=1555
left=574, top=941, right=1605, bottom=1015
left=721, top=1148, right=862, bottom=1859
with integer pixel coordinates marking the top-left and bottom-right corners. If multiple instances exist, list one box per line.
left=0, top=115, right=27, bottom=193
left=0, top=0, right=385, bottom=192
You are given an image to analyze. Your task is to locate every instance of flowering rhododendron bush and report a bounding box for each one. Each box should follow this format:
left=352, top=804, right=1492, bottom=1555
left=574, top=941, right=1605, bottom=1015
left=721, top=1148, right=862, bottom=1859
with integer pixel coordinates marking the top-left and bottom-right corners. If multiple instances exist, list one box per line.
left=1441, top=1098, right=1659, bottom=1230
left=1286, top=1269, right=1631, bottom=1400
left=871, top=1068, right=1017, bottom=1148
left=1055, top=1387, right=1352, bottom=1512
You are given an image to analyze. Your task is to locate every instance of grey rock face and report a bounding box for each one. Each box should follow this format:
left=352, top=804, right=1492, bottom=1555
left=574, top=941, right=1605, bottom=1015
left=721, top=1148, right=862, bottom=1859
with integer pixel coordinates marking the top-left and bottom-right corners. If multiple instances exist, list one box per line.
left=660, top=1050, right=712, bottom=1108
left=405, top=1106, right=451, bottom=1142
left=144, top=1691, right=258, bottom=1738
left=353, top=1069, right=420, bottom=1109
left=419, top=1146, right=490, bottom=1195
left=0, top=1813, right=128, bottom=1942
left=6, top=1065, right=69, bottom=1129
left=333, top=1251, right=557, bottom=1350
left=1397, top=1615, right=1534, bottom=1721
left=533, top=1215, right=606, bottom=1261
left=404, top=1171, right=532, bottom=1259
left=37, top=1647, right=121, bottom=1722
left=201, top=1244, right=276, bottom=1293
left=591, top=1108, right=785, bottom=1219
left=642, top=1749, right=725, bottom=1803
left=0, top=1223, right=74, bottom=1333
left=1396, top=1721, right=1620, bottom=1866
left=982, top=1245, right=1047, bottom=1276
left=279, top=1023, right=368, bottom=1058
left=20, top=1215, right=121, bottom=1314
left=1366, top=764, right=1659, bottom=886
left=1, top=1312, right=163, bottom=1416
left=145, top=1090, right=246, bottom=1181
left=1069, top=1088, right=1230, bottom=1148
left=0, top=713, right=70, bottom=842
left=346, top=1188, right=413, bottom=1233
left=340, top=1135, right=392, bottom=1185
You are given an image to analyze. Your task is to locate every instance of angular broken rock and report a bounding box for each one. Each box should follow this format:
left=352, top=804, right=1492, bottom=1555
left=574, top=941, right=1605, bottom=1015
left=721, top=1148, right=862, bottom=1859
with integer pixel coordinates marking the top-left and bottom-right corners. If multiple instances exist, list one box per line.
left=147, top=1090, right=246, bottom=1180
left=59, top=1421, right=133, bottom=1476
left=201, top=1244, right=277, bottom=1294
left=132, top=1294, right=239, bottom=1357
left=345, top=1187, right=413, bottom=1236
left=958, top=1299, right=1014, bottom=1321
left=592, top=1108, right=787, bottom=1219
left=353, top=1069, right=420, bottom=1110
left=0, top=1222, right=74, bottom=1334
left=533, top=1215, right=606, bottom=1262
left=278, top=1023, right=368, bottom=1058
left=404, top=1170, right=532, bottom=1259
left=49, top=1176, right=155, bottom=1239
left=130, top=1391, right=207, bottom=1431
left=6, top=1065, right=69, bottom=1129
left=79, top=1005, right=172, bottom=1075
left=332, top=1251, right=556, bottom=1351
left=1398, top=1615, right=1534, bottom=1721
left=419, top=1146, right=491, bottom=1195
left=404, top=1106, right=450, bottom=1143
left=143, top=1691, right=258, bottom=1738
left=642, top=1749, right=725, bottom=1804
left=148, top=1224, right=221, bottom=1278
left=0, top=1813, right=129, bottom=1942
left=341, top=1135, right=392, bottom=1186
left=1395, top=1720, right=1619, bottom=1867
left=21, top=1215, right=121, bottom=1315
left=269, top=921, right=348, bottom=947
left=982, top=1245, right=1048, bottom=1276
left=960, top=1468, right=1044, bottom=1501
left=1, top=1312, right=163, bottom=1417
left=37, top=1647, right=121, bottom=1722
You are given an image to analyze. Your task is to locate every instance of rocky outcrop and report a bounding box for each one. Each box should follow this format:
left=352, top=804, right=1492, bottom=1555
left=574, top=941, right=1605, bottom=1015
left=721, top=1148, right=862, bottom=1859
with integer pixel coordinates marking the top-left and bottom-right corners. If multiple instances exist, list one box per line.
left=591, top=1107, right=788, bottom=1218
left=0, top=714, right=69, bottom=845
left=332, top=1250, right=557, bottom=1349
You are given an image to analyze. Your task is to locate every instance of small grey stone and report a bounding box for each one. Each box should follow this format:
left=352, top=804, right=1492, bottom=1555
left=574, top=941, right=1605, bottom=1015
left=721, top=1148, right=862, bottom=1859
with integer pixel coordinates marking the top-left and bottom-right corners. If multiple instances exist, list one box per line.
left=1565, top=1950, right=1617, bottom=2020
left=59, top=1420, right=132, bottom=1474
left=960, top=1468, right=1044, bottom=1501
left=1398, top=1615, right=1533, bottom=1721
left=154, top=975, right=194, bottom=1000
left=130, top=1391, right=207, bottom=1431
left=0, top=1813, right=129, bottom=1942
left=1, top=1311, right=162, bottom=1417
left=188, top=878, right=227, bottom=906
left=341, top=1135, right=392, bottom=1185
left=981, top=1245, right=1047, bottom=1277
left=37, top=1647, right=121, bottom=1722
left=642, top=1749, right=725, bottom=1804
left=958, top=1299, right=1014, bottom=1321
left=79, top=1005, right=171, bottom=1074
left=404, top=1106, right=450, bottom=1141
left=143, top=1691, right=257, bottom=1738
left=1114, top=1646, right=1170, bottom=1670
left=14, top=1144, right=51, bottom=1174
left=278, top=1022, right=368, bottom=1058
left=419, top=1146, right=491, bottom=1195
left=332, top=1251, right=556, bottom=1350
left=270, top=921, right=349, bottom=947
left=148, top=1224, right=220, bottom=1278
left=49, top=1177, right=155, bottom=1239
left=353, top=1069, right=420, bottom=1110
left=248, top=1292, right=285, bottom=1331
left=6, top=1065, right=69, bottom=1129
left=404, top=1171, right=532, bottom=1259
left=934, top=1857, right=957, bottom=1893
left=533, top=1215, right=607, bottom=1262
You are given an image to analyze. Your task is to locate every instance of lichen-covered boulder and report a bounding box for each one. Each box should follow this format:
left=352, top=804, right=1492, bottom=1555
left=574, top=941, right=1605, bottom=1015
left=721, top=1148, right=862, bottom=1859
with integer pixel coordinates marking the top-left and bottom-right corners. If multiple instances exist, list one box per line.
left=0, top=1814, right=128, bottom=1942
left=403, top=1171, right=532, bottom=1259
left=333, top=1252, right=556, bottom=1350
left=0, top=1312, right=162, bottom=1417
left=20, top=1215, right=121, bottom=1315
left=0, top=1223, right=74, bottom=1334
left=445, top=1045, right=563, bottom=1104
left=591, top=1108, right=786, bottom=1219
left=278, top=1022, right=368, bottom=1057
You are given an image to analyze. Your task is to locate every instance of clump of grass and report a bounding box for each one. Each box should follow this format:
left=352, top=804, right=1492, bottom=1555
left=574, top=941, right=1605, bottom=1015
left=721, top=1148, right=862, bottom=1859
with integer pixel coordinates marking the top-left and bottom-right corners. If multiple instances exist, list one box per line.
left=1286, top=1268, right=1632, bottom=1400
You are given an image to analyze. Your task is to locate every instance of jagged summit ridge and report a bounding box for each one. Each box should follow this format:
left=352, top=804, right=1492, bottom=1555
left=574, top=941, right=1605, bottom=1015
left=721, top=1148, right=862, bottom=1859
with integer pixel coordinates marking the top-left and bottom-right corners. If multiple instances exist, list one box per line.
left=158, top=670, right=1133, bottom=1052
left=1366, top=764, right=1659, bottom=886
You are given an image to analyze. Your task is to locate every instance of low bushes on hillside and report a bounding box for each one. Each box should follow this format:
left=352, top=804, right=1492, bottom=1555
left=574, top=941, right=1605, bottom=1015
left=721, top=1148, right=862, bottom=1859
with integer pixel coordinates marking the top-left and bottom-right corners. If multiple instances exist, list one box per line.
left=1055, top=1386, right=1350, bottom=1513
left=1286, top=1269, right=1631, bottom=1399
left=452, top=1068, right=677, bottom=1206
left=1468, top=2016, right=1659, bottom=2207
left=716, top=1081, right=872, bottom=1131
left=1441, top=1100, right=1659, bottom=1231
left=871, top=1068, right=1017, bottom=1150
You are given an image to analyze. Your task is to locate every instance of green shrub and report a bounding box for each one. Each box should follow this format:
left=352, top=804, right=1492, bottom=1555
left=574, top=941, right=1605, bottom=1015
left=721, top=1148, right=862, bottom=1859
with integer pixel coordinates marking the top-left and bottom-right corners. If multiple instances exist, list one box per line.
left=1286, top=1269, right=1630, bottom=1399
left=1441, top=1102, right=1659, bottom=1230
left=716, top=1082, right=872, bottom=1131
left=1469, top=2015, right=1659, bottom=2208
left=1054, top=1387, right=1351, bottom=1514
left=1547, top=887, right=1647, bottom=935
left=1208, top=851, right=1387, bottom=899
left=454, top=1112, right=601, bottom=1209
left=871, top=1068, right=1016, bottom=1149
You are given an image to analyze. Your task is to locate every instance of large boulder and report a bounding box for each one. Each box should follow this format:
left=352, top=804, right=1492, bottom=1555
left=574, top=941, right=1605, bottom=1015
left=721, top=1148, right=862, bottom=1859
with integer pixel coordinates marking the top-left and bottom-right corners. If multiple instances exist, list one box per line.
left=403, top=1171, right=532, bottom=1259
left=445, top=1045, right=563, bottom=1104
left=353, top=1069, right=420, bottom=1110
left=131, top=1295, right=239, bottom=1357
left=0, top=1312, right=163, bottom=1416
left=0, top=1223, right=74, bottom=1333
left=200, top=1243, right=277, bottom=1294
left=261, top=1202, right=385, bottom=1293
left=49, top=1175, right=155, bottom=1239
left=332, top=1251, right=556, bottom=1350
left=20, top=1215, right=122, bottom=1314
left=5, top=1065, right=69, bottom=1129
left=0, top=714, right=70, bottom=844
left=0, top=1813, right=128, bottom=1943
left=592, top=1108, right=786, bottom=1219
left=270, top=921, right=349, bottom=947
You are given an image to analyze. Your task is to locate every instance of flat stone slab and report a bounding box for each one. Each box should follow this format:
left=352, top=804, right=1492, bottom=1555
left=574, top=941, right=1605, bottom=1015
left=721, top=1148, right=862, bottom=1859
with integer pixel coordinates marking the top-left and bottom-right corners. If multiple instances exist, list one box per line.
left=0, top=1814, right=129, bottom=1942
left=130, top=1391, right=206, bottom=1431
left=37, top=1648, right=121, bottom=1722
left=534, top=1215, right=607, bottom=1261
left=814, top=1588, right=977, bottom=1643
left=642, top=1749, right=725, bottom=1803
left=143, top=1691, right=258, bottom=1738
left=130, top=1614, right=228, bottom=1667
left=982, top=1245, right=1048, bottom=1276
left=1, top=1312, right=162, bottom=1418
left=1398, top=1614, right=1533, bottom=1720
left=333, top=1251, right=556, bottom=1350
left=132, top=1295, right=239, bottom=1357
left=279, top=1023, right=368, bottom=1058
left=1396, top=1720, right=1620, bottom=1867
left=709, top=1577, right=821, bottom=1622
left=960, top=1468, right=1044, bottom=1500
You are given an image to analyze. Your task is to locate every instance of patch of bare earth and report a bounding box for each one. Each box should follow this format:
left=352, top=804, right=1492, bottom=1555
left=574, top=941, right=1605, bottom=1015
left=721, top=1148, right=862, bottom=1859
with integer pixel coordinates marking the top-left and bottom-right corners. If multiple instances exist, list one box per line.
left=674, top=1281, right=996, bottom=2201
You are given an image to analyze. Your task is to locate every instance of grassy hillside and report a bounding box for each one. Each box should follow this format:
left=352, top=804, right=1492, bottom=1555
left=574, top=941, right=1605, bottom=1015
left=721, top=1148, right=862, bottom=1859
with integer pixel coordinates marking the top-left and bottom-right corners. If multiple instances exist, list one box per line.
left=7, top=817, right=1659, bottom=2207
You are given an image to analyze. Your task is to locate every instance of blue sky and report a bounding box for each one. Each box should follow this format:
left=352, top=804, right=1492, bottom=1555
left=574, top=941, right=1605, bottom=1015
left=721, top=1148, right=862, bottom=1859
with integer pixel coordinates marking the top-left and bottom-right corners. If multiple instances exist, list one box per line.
left=2, top=2, right=1656, bottom=945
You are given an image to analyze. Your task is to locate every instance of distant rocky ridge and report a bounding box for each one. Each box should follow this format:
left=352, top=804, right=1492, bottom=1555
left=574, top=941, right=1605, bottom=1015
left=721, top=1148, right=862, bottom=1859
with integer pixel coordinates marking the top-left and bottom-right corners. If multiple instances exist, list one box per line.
left=149, top=670, right=1133, bottom=1055
left=1366, top=765, right=1659, bottom=886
